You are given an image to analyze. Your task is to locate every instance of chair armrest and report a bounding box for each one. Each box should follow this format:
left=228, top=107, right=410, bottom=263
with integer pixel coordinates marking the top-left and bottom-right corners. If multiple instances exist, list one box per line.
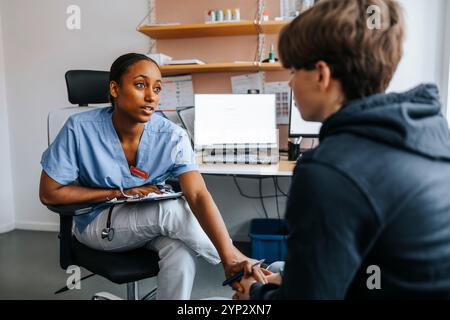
left=47, top=203, right=101, bottom=216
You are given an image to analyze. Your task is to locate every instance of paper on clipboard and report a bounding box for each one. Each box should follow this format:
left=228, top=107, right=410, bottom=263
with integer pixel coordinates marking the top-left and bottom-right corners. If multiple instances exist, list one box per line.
left=107, top=191, right=183, bottom=205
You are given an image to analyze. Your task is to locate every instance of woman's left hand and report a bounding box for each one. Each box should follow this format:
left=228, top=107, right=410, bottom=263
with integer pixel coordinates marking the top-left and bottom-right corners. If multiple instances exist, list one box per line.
left=123, top=184, right=162, bottom=198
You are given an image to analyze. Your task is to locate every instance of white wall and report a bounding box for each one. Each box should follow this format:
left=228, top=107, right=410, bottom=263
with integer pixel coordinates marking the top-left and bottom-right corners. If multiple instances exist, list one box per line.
left=0, top=0, right=150, bottom=231
left=0, top=6, right=15, bottom=233
left=389, top=0, right=448, bottom=115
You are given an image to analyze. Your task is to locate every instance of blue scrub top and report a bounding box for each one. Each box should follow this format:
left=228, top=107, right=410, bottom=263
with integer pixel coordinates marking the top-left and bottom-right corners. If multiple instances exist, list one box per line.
left=41, top=107, right=198, bottom=233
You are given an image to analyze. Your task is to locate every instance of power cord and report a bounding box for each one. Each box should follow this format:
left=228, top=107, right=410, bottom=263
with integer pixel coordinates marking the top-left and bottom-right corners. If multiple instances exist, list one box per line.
left=258, top=178, right=269, bottom=218
left=275, top=176, right=289, bottom=197
left=135, top=5, right=154, bottom=30
left=232, top=176, right=288, bottom=199
left=232, top=176, right=290, bottom=219
left=272, top=177, right=281, bottom=220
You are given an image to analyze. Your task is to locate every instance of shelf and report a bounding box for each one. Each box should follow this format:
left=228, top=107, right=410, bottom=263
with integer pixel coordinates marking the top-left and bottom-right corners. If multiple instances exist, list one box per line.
left=160, top=62, right=285, bottom=76
left=138, top=21, right=288, bottom=39
left=258, top=21, right=290, bottom=34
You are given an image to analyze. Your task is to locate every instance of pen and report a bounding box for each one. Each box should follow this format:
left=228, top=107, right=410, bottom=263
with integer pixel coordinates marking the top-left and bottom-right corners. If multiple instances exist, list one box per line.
left=222, top=259, right=265, bottom=286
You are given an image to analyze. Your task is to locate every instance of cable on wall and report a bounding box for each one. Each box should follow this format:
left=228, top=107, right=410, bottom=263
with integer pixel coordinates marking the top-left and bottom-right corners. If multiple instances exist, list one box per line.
left=259, top=178, right=269, bottom=218
left=233, top=176, right=288, bottom=199
left=135, top=0, right=157, bottom=54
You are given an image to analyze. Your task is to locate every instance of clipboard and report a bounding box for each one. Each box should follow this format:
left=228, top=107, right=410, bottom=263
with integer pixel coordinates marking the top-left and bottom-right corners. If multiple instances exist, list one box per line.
left=106, top=191, right=183, bottom=205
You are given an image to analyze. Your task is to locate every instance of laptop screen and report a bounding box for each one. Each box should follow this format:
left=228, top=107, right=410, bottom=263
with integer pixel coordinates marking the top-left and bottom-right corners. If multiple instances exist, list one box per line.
left=194, top=94, right=277, bottom=146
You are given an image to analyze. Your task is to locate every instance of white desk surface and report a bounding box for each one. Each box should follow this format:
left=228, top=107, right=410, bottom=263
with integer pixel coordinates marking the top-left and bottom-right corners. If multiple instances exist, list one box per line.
left=197, top=156, right=296, bottom=177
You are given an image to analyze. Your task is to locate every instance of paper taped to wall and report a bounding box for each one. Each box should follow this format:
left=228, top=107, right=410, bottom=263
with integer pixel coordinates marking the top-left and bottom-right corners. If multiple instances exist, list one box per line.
left=231, top=73, right=264, bottom=94
left=265, top=81, right=290, bottom=124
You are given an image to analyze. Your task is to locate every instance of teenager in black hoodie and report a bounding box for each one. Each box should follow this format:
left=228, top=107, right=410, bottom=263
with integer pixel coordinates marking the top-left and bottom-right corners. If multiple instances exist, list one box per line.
left=234, top=0, right=450, bottom=299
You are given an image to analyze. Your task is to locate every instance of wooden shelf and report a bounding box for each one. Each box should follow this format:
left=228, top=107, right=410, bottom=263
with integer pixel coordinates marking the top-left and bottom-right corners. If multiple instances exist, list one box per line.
left=138, top=21, right=288, bottom=39
left=258, top=21, right=289, bottom=34
left=160, top=62, right=285, bottom=76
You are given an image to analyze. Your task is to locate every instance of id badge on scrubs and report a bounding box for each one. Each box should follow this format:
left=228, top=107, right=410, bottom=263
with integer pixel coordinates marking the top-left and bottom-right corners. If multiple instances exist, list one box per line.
left=130, top=166, right=149, bottom=180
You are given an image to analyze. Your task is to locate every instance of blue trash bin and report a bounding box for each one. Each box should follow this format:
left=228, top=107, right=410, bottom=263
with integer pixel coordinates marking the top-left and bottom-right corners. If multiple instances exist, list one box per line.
left=249, top=219, right=288, bottom=264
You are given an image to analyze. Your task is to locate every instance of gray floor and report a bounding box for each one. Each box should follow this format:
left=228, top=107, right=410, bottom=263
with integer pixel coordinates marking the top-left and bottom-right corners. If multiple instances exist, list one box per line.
left=0, top=230, right=250, bottom=300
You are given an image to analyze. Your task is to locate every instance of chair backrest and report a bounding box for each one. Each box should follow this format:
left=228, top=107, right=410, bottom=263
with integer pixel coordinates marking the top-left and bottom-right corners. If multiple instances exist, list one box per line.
left=65, top=70, right=110, bottom=105
left=176, top=106, right=195, bottom=148
left=48, top=70, right=110, bottom=145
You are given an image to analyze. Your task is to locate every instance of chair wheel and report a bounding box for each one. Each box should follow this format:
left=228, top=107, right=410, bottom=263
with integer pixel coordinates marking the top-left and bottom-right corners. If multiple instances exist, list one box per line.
left=91, top=292, right=123, bottom=300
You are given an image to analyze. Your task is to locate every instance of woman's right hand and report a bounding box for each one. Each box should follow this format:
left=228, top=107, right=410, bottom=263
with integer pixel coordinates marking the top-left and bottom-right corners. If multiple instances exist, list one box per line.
left=123, top=184, right=162, bottom=198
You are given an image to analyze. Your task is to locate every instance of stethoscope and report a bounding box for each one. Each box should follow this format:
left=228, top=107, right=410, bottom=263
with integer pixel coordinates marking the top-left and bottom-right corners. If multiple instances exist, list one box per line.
left=101, top=185, right=173, bottom=241
left=101, top=187, right=138, bottom=242
left=101, top=204, right=116, bottom=241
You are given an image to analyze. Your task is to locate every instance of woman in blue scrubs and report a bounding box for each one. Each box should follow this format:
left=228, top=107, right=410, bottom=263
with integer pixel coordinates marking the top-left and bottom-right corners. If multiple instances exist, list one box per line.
left=39, top=53, right=266, bottom=299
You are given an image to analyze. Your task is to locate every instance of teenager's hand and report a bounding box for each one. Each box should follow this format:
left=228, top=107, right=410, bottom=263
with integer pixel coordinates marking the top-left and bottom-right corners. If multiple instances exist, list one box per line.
left=232, top=267, right=272, bottom=300
left=123, top=184, right=162, bottom=198
left=233, top=270, right=280, bottom=300
left=232, top=271, right=256, bottom=300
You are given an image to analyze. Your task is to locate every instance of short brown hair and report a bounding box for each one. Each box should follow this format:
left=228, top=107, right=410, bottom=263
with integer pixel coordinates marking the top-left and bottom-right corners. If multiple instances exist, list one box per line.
left=279, top=0, right=405, bottom=102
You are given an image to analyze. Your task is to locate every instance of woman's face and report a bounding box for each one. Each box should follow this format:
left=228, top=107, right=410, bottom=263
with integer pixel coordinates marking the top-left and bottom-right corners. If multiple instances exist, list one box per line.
left=111, top=60, right=162, bottom=123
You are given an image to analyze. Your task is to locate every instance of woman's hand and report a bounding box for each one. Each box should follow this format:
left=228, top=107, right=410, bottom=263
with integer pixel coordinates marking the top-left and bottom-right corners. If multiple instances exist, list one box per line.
left=222, top=248, right=272, bottom=293
left=123, top=184, right=162, bottom=198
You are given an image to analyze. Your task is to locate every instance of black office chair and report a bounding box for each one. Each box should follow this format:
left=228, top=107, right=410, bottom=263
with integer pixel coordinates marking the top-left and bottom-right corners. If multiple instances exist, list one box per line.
left=46, top=70, right=165, bottom=300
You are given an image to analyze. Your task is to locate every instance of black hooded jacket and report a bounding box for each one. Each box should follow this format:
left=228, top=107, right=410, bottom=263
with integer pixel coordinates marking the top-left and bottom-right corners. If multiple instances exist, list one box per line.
left=251, top=84, right=450, bottom=299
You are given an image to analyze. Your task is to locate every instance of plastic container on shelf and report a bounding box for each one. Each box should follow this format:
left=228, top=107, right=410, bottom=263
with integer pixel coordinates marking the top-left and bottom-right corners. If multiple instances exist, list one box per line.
left=225, top=8, right=232, bottom=21
left=216, top=9, right=224, bottom=22
left=204, top=10, right=211, bottom=23
left=269, top=44, right=276, bottom=63
left=233, top=8, right=241, bottom=21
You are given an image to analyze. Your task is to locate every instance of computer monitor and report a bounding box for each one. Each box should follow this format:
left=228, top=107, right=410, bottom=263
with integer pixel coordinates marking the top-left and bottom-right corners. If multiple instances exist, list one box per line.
left=194, top=94, right=277, bottom=146
left=289, top=91, right=322, bottom=137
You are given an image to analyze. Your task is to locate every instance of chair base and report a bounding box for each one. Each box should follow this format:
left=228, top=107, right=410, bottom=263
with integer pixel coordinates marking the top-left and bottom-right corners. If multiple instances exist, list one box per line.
left=92, top=292, right=123, bottom=300
left=91, top=282, right=157, bottom=300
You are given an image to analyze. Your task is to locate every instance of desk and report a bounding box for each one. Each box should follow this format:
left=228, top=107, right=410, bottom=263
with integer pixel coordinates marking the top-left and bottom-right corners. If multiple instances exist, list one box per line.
left=197, top=156, right=296, bottom=177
